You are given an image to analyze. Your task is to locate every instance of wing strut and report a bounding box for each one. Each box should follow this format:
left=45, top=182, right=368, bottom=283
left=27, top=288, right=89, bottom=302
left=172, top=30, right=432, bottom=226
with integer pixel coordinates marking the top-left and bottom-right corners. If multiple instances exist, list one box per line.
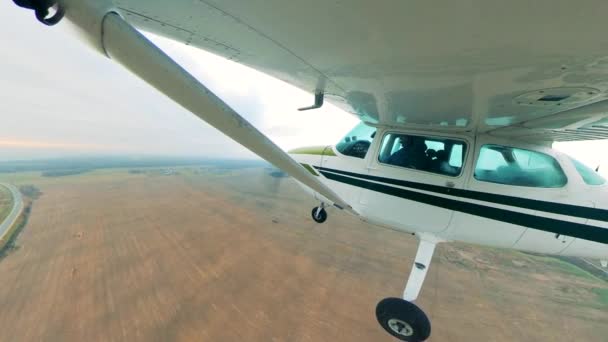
left=403, top=235, right=437, bottom=301
left=61, top=1, right=355, bottom=214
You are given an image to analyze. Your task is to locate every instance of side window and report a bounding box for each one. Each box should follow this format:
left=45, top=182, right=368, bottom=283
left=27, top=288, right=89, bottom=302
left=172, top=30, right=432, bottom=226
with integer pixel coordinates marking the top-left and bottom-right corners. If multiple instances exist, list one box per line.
left=335, top=122, right=377, bottom=159
left=568, top=157, right=606, bottom=186
left=378, top=133, right=467, bottom=177
left=449, top=144, right=464, bottom=168
left=474, top=145, right=567, bottom=188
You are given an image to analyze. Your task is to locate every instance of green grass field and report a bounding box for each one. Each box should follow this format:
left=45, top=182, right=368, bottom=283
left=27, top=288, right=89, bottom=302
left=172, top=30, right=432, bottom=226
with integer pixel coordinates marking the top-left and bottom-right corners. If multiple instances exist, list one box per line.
left=0, top=184, right=14, bottom=224
left=593, top=288, right=608, bottom=305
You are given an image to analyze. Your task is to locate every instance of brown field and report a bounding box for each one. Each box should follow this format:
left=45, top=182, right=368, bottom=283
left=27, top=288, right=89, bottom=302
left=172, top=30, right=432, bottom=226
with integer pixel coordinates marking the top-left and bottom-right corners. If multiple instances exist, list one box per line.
left=0, top=167, right=606, bottom=341
left=0, top=184, right=13, bottom=224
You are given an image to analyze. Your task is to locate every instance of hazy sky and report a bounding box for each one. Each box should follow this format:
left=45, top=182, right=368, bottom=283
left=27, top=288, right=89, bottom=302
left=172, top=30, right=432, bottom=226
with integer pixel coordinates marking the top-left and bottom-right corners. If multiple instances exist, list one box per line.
left=0, top=2, right=357, bottom=160
left=1, top=2, right=607, bottom=176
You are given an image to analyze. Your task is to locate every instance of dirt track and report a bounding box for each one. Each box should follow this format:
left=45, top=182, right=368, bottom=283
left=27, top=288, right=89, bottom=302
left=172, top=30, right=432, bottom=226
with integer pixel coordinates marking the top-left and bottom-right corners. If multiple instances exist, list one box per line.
left=0, top=168, right=605, bottom=341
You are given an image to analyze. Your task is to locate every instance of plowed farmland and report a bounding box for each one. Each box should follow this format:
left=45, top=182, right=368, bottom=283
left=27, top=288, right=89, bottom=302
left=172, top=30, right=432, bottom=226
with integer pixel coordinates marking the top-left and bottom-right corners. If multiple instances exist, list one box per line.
left=0, top=167, right=605, bottom=341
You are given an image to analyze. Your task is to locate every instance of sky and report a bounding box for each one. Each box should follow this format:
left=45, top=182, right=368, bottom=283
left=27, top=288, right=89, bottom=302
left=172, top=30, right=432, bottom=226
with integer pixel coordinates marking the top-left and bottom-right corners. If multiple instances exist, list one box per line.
left=1, top=2, right=607, bottom=176
left=0, top=2, right=357, bottom=161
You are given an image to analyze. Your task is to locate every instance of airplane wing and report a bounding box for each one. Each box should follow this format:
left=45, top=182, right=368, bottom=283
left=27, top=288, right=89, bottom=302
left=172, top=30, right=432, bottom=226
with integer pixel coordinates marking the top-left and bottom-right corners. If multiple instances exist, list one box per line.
left=59, top=1, right=356, bottom=214
left=488, top=100, right=608, bottom=142
left=111, top=0, right=608, bottom=143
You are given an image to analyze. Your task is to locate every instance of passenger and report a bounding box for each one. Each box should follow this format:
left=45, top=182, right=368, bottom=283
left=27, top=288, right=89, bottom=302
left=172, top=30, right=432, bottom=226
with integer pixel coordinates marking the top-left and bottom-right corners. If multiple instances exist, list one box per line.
left=409, top=138, right=429, bottom=170
left=428, top=149, right=441, bottom=172
left=436, top=150, right=459, bottom=175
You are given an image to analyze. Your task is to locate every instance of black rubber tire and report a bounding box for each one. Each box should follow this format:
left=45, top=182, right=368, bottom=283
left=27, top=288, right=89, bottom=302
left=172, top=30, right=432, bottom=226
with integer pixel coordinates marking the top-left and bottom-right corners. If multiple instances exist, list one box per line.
left=35, top=3, right=64, bottom=26
left=376, top=297, right=431, bottom=341
left=311, top=207, right=327, bottom=223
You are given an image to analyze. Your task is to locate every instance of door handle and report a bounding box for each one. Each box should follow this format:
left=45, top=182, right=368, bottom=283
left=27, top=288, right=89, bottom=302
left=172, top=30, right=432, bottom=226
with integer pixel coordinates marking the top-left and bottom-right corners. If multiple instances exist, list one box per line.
left=445, top=181, right=455, bottom=188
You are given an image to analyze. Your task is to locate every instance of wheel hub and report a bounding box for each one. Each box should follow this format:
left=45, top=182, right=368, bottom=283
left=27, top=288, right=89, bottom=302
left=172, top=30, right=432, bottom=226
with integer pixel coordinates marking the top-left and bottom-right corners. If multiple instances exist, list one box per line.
left=387, top=318, right=414, bottom=337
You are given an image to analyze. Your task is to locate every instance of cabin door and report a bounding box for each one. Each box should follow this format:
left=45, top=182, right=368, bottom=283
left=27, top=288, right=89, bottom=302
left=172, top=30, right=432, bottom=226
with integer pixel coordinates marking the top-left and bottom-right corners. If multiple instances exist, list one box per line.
left=358, top=130, right=471, bottom=233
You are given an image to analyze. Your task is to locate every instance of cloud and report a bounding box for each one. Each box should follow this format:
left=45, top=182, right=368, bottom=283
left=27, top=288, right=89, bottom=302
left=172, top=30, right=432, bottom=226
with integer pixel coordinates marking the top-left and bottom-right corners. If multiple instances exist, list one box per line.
left=0, top=2, right=357, bottom=162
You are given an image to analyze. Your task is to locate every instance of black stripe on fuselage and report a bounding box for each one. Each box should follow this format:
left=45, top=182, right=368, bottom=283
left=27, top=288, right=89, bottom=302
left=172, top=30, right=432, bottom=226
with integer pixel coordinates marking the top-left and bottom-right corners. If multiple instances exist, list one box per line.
left=315, top=166, right=608, bottom=222
left=316, top=169, right=608, bottom=244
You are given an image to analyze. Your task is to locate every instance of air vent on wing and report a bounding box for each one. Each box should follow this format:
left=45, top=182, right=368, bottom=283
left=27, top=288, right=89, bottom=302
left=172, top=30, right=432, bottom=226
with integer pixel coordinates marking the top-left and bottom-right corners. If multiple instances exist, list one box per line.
left=514, top=87, right=600, bottom=107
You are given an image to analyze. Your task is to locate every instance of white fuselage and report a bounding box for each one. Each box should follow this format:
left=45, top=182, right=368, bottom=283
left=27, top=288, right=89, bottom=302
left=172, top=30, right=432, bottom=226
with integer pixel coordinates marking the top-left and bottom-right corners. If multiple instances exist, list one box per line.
left=290, top=126, right=608, bottom=260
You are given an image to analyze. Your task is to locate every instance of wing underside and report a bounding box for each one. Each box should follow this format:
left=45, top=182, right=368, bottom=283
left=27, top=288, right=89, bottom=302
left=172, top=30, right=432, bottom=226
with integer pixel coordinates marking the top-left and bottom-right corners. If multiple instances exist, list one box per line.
left=114, top=0, right=608, bottom=142
left=490, top=99, right=608, bottom=142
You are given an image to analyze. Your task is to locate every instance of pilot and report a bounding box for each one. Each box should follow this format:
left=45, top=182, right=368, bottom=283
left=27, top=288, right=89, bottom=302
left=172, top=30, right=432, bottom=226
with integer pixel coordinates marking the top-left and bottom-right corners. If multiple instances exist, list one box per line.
left=388, top=136, right=428, bottom=170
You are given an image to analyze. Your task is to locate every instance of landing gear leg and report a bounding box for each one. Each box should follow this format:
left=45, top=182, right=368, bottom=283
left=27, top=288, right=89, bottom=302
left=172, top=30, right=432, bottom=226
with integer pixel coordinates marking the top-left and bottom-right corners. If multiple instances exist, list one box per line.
left=311, top=203, right=327, bottom=223
left=376, top=236, right=437, bottom=341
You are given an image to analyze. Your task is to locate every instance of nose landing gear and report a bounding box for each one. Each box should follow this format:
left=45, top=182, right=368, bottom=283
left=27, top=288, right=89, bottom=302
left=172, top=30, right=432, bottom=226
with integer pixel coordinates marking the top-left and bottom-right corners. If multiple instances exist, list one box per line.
left=311, top=204, right=327, bottom=223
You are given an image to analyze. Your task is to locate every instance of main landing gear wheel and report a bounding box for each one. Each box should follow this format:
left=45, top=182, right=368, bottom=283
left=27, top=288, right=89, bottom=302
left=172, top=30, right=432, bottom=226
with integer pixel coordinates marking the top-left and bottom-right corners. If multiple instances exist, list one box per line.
left=311, top=206, right=327, bottom=223
left=376, top=297, right=431, bottom=341
left=13, top=0, right=65, bottom=26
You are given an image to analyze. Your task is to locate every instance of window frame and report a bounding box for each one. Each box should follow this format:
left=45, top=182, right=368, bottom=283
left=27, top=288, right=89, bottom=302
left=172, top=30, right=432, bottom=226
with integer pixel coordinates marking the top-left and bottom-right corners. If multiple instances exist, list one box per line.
left=376, top=131, right=469, bottom=178
left=473, top=144, right=568, bottom=188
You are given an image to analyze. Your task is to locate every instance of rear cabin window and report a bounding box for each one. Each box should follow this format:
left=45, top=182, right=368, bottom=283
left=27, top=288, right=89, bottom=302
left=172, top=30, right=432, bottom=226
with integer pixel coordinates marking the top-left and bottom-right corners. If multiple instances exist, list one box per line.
left=568, top=157, right=606, bottom=186
left=335, top=122, right=377, bottom=159
left=474, top=145, right=567, bottom=188
left=377, top=133, right=467, bottom=177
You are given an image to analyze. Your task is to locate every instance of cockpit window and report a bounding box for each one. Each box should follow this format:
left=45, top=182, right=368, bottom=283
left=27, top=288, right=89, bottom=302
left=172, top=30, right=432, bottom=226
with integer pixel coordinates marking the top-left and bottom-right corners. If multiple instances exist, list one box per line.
left=378, top=133, right=467, bottom=176
left=568, top=157, right=606, bottom=186
left=474, top=145, right=567, bottom=188
left=335, top=122, right=376, bottom=159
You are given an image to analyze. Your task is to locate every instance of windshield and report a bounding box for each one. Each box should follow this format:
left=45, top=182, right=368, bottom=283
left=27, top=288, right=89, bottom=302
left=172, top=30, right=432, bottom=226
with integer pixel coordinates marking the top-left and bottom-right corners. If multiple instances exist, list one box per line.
left=567, top=157, right=606, bottom=186
left=335, top=122, right=377, bottom=159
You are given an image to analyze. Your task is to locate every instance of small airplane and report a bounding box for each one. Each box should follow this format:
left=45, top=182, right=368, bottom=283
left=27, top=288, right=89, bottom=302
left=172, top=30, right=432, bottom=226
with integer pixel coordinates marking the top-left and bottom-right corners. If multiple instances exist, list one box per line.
left=12, top=1, right=608, bottom=340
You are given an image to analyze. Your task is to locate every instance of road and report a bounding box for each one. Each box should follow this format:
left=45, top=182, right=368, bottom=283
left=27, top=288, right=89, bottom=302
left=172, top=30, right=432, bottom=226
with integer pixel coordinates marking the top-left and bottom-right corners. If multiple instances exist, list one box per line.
left=0, top=183, right=23, bottom=241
